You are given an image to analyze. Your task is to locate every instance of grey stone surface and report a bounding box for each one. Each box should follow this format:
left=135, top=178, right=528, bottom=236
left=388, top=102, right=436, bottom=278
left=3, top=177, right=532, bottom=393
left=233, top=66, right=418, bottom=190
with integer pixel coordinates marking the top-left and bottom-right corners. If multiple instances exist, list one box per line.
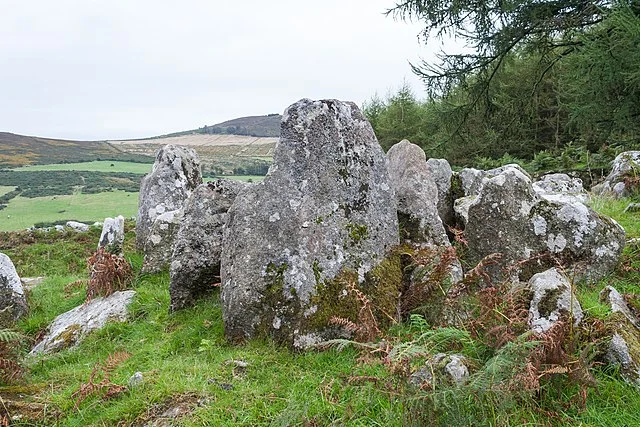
left=136, top=145, right=202, bottom=250
left=624, top=203, right=640, bottom=213
left=528, top=268, right=583, bottom=333
left=607, top=333, right=640, bottom=386
left=30, top=290, right=136, bottom=355
left=426, top=158, right=455, bottom=227
left=592, top=151, right=640, bottom=198
left=457, top=164, right=530, bottom=198
left=387, top=140, right=449, bottom=247
left=170, top=179, right=248, bottom=311
left=463, top=167, right=625, bottom=282
left=98, top=215, right=125, bottom=255
left=453, top=195, right=476, bottom=228
left=600, top=286, right=640, bottom=329
left=221, top=99, right=399, bottom=348
left=65, top=221, right=89, bottom=232
left=410, top=353, right=469, bottom=387
left=0, top=253, right=27, bottom=327
left=533, top=173, right=589, bottom=204
left=142, top=209, right=182, bottom=273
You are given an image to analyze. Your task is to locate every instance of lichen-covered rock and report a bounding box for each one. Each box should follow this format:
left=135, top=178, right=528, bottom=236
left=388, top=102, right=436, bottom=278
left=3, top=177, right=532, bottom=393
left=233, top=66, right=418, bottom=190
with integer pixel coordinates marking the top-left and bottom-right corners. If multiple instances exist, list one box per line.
left=0, top=253, right=27, bottom=327
left=136, top=145, right=202, bottom=250
left=601, top=286, right=640, bottom=329
left=65, top=221, right=89, bottom=232
left=453, top=195, right=476, bottom=228
left=387, top=140, right=449, bottom=247
left=528, top=268, right=583, bottom=333
left=463, top=167, right=625, bottom=282
left=426, top=158, right=455, bottom=226
left=170, top=179, right=248, bottom=311
left=533, top=173, right=589, bottom=204
left=142, top=209, right=182, bottom=273
left=410, top=353, right=469, bottom=387
left=456, top=164, right=530, bottom=198
left=98, top=215, right=125, bottom=255
left=607, top=332, right=640, bottom=386
left=221, top=99, right=399, bottom=348
left=592, top=151, right=640, bottom=198
left=30, top=290, right=135, bottom=355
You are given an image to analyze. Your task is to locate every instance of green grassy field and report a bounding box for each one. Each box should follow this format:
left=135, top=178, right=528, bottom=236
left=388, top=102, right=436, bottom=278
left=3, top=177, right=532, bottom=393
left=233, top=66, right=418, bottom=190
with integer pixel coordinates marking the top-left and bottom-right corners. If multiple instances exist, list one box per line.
left=13, top=160, right=153, bottom=174
left=0, top=185, right=15, bottom=197
left=0, top=191, right=137, bottom=231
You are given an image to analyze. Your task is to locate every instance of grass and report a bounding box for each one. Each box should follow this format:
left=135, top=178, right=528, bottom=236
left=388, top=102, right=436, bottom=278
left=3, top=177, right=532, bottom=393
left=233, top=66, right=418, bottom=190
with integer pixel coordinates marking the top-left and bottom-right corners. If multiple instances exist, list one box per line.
left=13, top=161, right=153, bottom=174
left=0, top=191, right=138, bottom=231
left=0, top=186, right=16, bottom=197
left=2, top=197, right=640, bottom=425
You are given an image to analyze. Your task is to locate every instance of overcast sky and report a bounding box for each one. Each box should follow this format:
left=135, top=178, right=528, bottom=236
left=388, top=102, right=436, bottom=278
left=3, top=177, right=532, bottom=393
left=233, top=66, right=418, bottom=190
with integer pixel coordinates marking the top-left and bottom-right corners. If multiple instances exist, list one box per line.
left=0, top=0, right=447, bottom=140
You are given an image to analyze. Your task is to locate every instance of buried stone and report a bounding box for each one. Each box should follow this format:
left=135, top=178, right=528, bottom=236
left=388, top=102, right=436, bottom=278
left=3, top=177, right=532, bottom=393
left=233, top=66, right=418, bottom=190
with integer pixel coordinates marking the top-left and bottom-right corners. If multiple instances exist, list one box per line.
left=221, top=99, right=399, bottom=349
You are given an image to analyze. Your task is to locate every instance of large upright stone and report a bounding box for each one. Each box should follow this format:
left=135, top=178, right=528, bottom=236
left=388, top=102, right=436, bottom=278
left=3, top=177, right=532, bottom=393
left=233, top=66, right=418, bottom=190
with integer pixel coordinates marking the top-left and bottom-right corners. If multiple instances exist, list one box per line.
left=221, top=99, right=399, bottom=348
left=426, top=158, right=455, bottom=227
left=592, top=151, right=640, bottom=198
left=170, top=179, right=248, bottom=311
left=142, top=210, right=182, bottom=273
left=387, top=140, right=449, bottom=247
left=136, top=145, right=202, bottom=250
left=0, top=253, right=27, bottom=327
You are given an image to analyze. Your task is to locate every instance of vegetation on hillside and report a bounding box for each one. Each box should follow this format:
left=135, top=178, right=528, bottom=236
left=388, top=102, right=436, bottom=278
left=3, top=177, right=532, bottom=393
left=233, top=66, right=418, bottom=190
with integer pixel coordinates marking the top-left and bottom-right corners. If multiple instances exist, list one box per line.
left=155, top=114, right=282, bottom=139
left=367, top=1, right=640, bottom=170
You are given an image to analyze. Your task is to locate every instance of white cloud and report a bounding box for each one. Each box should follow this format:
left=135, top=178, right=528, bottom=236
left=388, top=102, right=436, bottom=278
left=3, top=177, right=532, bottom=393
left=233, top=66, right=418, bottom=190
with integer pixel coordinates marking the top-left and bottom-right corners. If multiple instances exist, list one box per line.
left=0, top=0, right=447, bottom=140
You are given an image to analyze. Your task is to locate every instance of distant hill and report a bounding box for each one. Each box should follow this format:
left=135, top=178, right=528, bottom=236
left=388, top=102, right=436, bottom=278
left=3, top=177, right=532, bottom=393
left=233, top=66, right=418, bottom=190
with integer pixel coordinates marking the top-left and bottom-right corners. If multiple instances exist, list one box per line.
left=157, top=114, right=282, bottom=139
left=0, top=114, right=282, bottom=168
left=0, top=132, right=151, bottom=168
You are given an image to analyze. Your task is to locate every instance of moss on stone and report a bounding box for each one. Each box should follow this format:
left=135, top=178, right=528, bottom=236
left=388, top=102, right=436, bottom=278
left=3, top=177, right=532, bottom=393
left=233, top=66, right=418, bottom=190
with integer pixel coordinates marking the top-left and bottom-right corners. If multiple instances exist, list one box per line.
left=538, top=287, right=564, bottom=318
left=346, top=223, right=369, bottom=244
left=56, top=323, right=82, bottom=348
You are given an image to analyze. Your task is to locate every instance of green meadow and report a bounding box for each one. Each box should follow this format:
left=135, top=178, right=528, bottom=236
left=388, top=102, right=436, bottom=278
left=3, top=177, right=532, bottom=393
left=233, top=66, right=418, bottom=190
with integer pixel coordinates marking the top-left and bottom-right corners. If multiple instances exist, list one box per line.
left=0, top=191, right=138, bottom=231
left=13, top=160, right=153, bottom=174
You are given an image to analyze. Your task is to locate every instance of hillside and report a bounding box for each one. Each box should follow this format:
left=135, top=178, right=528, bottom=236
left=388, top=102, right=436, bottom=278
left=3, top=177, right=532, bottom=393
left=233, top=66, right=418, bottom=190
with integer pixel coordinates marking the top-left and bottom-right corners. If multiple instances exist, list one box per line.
left=0, top=132, right=150, bottom=167
left=158, top=114, right=282, bottom=138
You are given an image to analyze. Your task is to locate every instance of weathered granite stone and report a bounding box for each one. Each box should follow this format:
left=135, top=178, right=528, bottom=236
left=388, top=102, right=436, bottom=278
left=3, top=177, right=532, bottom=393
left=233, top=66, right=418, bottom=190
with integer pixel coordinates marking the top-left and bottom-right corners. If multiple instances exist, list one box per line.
left=426, top=158, right=455, bottom=227
left=221, top=99, right=399, bottom=348
left=0, top=253, right=27, bottom=327
left=30, top=290, right=135, bottom=355
left=410, top=353, right=469, bottom=387
left=607, top=333, right=640, bottom=386
left=136, top=145, right=202, bottom=250
left=592, top=151, right=640, bottom=198
left=98, top=215, right=125, bottom=255
left=142, top=210, right=182, bottom=273
left=66, top=221, right=89, bottom=232
left=387, top=140, right=449, bottom=247
left=169, top=179, right=248, bottom=311
left=463, top=168, right=625, bottom=282
left=533, top=173, right=589, bottom=204
left=456, top=164, right=530, bottom=198
left=600, top=285, right=640, bottom=328
left=528, top=268, right=583, bottom=333
left=453, top=195, right=476, bottom=228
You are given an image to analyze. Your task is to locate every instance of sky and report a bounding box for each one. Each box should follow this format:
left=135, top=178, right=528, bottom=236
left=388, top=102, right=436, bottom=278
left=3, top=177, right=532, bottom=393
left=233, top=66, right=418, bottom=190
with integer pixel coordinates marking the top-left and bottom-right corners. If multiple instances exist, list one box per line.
left=0, top=0, right=448, bottom=140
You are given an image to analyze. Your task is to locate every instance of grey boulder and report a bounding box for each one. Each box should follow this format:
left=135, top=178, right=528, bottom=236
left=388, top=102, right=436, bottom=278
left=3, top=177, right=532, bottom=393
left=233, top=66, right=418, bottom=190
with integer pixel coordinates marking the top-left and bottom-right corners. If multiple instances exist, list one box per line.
left=387, top=140, right=449, bottom=247
left=592, top=151, right=640, bottom=198
left=170, top=179, right=248, bottom=311
left=221, top=99, right=399, bottom=348
left=533, top=173, right=589, bottom=204
left=98, top=215, right=125, bottom=255
left=0, top=253, right=27, bottom=327
left=136, top=145, right=202, bottom=250
left=528, top=268, right=583, bottom=333
left=141, top=209, right=182, bottom=273
left=30, top=290, right=136, bottom=355
left=426, top=158, right=455, bottom=227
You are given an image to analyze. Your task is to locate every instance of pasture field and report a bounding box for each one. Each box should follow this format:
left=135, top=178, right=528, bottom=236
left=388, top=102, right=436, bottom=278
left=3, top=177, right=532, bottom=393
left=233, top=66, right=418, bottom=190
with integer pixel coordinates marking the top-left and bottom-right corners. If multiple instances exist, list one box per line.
left=13, top=160, right=153, bottom=174
left=0, top=185, right=15, bottom=196
left=0, top=191, right=138, bottom=231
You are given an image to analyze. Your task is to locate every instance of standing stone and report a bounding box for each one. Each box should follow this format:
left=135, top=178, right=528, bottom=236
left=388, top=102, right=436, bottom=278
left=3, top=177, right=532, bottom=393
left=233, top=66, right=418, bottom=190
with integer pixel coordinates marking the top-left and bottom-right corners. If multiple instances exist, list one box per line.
left=387, top=140, right=449, bottom=247
left=170, top=179, right=248, bottom=311
left=98, top=215, right=125, bottom=255
left=426, top=158, right=455, bottom=227
left=141, top=210, right=182, bottom=273
left=0, top=253, right=27, bottom=327
left=528, top=268, right=583, bottom=333
left=455, top=164, right=530, bottom=199
left=136, top=145, right=202, bottom=250
left=592, top=151, right=640, bottom=198
left=221, top=99, right=399, bottom=348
